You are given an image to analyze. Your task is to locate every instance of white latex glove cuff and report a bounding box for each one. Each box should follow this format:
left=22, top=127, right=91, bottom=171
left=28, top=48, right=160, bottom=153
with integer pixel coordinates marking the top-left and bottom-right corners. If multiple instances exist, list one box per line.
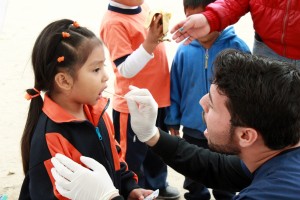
left=139, top=127, right=158, bottom=142
left=125, top=86, right=158, bottom=142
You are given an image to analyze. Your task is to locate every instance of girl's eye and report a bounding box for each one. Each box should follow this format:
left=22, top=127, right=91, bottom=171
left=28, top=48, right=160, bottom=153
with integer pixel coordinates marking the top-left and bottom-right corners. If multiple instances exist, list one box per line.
left=93, top=68, right=100, bottom=72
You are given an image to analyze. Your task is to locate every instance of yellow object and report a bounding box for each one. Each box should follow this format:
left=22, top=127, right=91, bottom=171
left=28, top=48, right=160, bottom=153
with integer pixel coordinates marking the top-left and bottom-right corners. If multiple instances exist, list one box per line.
left=144, top=10, right=172, bottom=42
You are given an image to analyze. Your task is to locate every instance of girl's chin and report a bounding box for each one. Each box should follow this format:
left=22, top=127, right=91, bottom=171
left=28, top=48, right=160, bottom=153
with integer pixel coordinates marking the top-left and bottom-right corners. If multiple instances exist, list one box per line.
left=89, top=100, right=98, bottom=106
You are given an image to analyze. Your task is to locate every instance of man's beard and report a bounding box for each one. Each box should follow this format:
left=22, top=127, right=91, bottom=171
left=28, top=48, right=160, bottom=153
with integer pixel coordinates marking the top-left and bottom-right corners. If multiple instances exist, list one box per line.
left=208, top=126, right=241, bottom=155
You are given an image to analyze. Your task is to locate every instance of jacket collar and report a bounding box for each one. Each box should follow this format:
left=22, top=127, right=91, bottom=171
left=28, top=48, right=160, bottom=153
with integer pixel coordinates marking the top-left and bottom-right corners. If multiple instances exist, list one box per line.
left=42, top=94, right=109, bottom=126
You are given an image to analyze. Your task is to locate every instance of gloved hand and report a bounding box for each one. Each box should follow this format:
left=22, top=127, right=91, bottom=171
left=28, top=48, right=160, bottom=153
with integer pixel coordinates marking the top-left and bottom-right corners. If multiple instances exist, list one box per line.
left=125, top=85, right=158, bottom=142
left=51, top=153, right=119, bottom=200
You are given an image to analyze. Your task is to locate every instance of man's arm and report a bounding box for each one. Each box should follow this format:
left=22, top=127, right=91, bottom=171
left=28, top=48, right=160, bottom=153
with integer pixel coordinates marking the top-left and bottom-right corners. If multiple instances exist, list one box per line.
left=126, top=86, right=252, bottom=191
left=149, top=129, right=251, bottom=192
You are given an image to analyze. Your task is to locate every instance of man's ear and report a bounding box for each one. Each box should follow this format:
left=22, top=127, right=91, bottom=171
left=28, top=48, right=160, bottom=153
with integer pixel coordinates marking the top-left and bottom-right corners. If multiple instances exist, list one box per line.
left=236, top=127, right=258, bottom=148
left=54, top=72, right=73, bottom=91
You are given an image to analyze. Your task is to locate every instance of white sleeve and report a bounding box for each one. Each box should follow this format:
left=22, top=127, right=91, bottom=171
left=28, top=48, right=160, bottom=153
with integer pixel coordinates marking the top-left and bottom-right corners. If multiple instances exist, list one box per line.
left=117, top=44, right=154, bottom=78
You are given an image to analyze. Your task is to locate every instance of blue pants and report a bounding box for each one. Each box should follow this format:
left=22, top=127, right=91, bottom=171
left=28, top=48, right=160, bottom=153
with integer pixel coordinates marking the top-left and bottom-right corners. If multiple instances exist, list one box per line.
left=183, top=133, right=235, bottom=200
left=113, top=108, right=168, bottom=190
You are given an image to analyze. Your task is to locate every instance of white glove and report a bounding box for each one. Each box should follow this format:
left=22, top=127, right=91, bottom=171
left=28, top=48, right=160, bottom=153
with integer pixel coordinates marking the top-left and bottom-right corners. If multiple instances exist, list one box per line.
left=51, top=153, right=119, bottom=200
left=125, top=85, right=158, bottom=142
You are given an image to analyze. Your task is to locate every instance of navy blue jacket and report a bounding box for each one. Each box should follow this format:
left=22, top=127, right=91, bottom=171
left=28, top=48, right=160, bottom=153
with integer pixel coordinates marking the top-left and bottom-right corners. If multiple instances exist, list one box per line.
left=19, top=95, right=139, bottom=200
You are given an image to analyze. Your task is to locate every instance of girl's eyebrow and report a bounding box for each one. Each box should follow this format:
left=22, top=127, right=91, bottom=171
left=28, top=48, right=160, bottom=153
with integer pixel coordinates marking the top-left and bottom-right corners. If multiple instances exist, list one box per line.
left=89, top=59, right=105, bottom=66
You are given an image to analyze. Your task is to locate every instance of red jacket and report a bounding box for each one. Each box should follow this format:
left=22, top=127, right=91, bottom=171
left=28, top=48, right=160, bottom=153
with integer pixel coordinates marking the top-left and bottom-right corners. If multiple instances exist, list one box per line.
left=203, top=0, right=300, bottom=59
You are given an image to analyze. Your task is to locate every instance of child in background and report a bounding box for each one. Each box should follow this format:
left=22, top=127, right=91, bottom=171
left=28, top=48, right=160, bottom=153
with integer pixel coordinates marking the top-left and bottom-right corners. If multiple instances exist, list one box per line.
left=100, top=0, right=180, bottom=199
left=164, top=0, right=250, bottom=199
left=19, top=19, right=152, bottom=200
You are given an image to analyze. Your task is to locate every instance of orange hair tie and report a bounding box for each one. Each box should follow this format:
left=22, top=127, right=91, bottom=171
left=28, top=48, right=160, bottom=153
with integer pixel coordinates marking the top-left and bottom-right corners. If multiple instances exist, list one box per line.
left=57, top=56, right=64, bottom=63
left=24, top=88, right=40, bottom=100
left=62, top=32, right=70, bottom=38
left=73, top=21, right=80, bottom=28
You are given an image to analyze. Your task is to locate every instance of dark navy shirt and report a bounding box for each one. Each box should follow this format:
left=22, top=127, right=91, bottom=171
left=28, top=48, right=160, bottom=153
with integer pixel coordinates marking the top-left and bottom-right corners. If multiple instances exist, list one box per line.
left=234, top=147, right=300, bottom=199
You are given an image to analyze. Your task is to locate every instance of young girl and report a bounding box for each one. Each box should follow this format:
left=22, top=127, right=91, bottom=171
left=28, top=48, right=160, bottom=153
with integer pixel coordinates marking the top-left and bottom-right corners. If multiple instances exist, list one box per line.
left=19, top=19, right=151, bottom=200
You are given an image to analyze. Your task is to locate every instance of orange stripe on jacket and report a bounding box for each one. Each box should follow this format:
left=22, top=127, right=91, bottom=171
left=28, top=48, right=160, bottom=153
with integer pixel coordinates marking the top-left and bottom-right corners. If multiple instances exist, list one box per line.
left=119, top=113, right=128, bottom=160
left=45, top=133, right=83, bottom=200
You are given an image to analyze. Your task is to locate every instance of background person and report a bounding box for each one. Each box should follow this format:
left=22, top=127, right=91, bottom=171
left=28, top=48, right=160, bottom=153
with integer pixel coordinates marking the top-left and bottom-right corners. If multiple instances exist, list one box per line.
left=165, top=0, right=250, bottom=199
left=171, top=0, right=300, bottom=67
left=99, top=0, right=179, bottom=198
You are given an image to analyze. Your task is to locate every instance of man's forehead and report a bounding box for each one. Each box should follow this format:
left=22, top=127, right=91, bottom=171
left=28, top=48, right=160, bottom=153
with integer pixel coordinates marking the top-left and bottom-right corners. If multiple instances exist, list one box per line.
left=210, top=84, right=227, bottom=104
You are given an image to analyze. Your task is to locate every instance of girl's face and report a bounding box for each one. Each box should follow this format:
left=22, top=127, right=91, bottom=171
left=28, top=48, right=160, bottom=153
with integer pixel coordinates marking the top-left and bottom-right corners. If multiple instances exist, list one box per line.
left=69, top=45, right=109, bottom=106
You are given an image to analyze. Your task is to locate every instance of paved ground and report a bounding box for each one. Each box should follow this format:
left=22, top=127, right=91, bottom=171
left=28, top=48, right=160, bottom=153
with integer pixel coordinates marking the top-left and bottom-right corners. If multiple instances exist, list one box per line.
left=167, top=167, right=187, bottom=200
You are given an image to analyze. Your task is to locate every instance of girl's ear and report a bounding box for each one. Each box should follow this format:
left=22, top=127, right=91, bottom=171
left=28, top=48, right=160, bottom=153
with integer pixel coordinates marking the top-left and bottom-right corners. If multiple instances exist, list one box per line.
left=54, top=72, right=73, bottom=91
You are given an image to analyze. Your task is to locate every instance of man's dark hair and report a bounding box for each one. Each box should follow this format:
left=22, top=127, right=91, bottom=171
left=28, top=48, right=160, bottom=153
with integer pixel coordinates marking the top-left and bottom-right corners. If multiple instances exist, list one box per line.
left=183, top=0, right=216, bottom=10
left=213, top=49, right=300, bottom=150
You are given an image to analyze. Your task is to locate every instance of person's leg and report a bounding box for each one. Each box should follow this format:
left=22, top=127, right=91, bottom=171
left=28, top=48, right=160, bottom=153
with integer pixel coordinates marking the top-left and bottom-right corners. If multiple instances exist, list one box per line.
left=253, top=37, right=300, bottom=68
left=183, top=177, right=211, bottom=200
left=253, top=37, right=284, bottom=59
left=144, top=108, right=180, bottom=199
left=143, top=148, right=167, bottom=189
left=113, top=110, right=148, bottom=186
left=292, top=60, right=300, bottom=68
left=182, top=133, right=211, bottom=200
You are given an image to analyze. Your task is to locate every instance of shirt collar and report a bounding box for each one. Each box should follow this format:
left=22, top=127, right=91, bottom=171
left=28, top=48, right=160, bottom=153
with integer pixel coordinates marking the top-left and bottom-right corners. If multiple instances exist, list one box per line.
left=108, top=2, right=141, bottom=15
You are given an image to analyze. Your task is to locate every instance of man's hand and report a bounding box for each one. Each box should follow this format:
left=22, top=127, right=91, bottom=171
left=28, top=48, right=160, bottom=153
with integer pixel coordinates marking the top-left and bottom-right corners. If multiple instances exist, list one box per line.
left=51, top=153, right=119, bottom=200
left=125, top=85, right=158, bottom=143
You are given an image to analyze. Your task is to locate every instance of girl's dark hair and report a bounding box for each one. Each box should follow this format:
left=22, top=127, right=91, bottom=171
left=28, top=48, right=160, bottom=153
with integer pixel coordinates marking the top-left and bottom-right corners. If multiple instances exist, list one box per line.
left=21, top=19, right=102, bottom=174
left=183, top=0, right=216, bottom=10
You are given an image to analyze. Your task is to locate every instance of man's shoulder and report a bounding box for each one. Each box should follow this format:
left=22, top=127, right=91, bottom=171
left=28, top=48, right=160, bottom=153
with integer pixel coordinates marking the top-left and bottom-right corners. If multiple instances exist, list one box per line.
left=241, top=148, right=300, bottom=199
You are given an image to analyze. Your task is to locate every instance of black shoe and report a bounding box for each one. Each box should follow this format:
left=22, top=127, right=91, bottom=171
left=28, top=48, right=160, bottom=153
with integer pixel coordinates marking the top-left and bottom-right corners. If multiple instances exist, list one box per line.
left=157, top=186, right=180, bottom=199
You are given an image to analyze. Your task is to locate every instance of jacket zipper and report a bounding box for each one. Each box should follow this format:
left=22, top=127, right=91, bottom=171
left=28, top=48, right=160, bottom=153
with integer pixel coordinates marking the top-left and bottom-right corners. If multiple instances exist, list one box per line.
left=95, top=127, right=102, bottom=140
left=205, top=49, right=209, bottom=69
left=281, top=0, right=291, bottom=56
left=94, top=98, right=116, bottom=181
left=205, top=49, right=209, bottom=92
left=94, top=99, right=110, bottom=140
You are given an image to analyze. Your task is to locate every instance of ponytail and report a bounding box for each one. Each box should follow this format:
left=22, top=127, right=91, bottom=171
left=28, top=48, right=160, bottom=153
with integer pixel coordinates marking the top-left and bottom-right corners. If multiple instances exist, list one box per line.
left=21, top=89, right=43, bottom=174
